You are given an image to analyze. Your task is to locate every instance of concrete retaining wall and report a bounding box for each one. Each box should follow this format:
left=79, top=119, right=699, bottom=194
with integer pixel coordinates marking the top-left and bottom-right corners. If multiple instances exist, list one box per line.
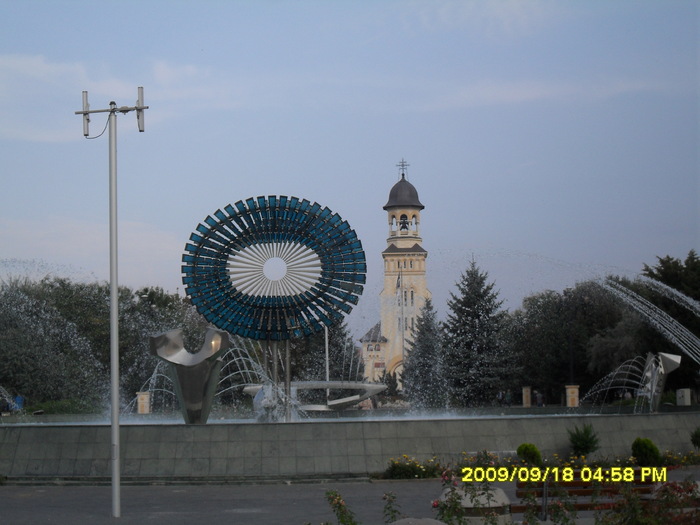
left=1, top=412, right=698, bottom=481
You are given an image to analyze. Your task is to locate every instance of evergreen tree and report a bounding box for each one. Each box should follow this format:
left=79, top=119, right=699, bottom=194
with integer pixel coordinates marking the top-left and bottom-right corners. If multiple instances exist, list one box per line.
left=402, top=299, right=446, bottom=408
left=642, top=249, right=700, bottom=301
left=379, top=370, right=400, bottom=397
left=442, top=260, right=508, bottom=407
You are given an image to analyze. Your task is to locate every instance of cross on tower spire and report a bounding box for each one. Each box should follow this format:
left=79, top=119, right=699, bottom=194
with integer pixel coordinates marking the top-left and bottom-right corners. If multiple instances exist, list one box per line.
left=396, top=158, right=410, bottom=178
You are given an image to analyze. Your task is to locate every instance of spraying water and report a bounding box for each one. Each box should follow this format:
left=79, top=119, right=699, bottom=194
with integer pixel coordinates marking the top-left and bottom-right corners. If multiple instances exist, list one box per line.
left=597, top=278, right=700, bottom=365
left=0, top=386, right=21, bottom=413
left=580, top=352, right=681, bottom=413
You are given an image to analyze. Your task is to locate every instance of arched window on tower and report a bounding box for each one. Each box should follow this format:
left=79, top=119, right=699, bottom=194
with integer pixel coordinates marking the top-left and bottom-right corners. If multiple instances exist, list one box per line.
left=411, top=290, right=414, bottom=306
left=399, top=214, right=409, bottom=231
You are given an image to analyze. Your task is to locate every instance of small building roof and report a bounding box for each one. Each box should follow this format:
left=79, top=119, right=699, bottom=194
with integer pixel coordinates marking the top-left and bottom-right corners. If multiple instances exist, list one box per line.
left=382, top=243, right=427, bottom=255
left=359, top=322, right=386, bottom=343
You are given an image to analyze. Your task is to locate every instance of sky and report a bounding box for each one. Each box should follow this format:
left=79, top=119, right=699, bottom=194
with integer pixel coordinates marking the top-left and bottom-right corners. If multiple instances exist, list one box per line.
left=0, top=0, right=697, bottom=338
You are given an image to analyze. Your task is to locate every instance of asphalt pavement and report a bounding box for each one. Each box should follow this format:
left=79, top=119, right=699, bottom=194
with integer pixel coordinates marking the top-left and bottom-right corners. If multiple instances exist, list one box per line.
left=1, top=478, right=444, bottom=525
left=2, top=466, right=699, bottom=525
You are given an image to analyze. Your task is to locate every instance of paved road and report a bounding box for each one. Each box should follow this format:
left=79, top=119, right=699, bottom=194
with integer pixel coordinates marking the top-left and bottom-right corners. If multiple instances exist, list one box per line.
left=2, top=467, right=698, bottom=525
left=1, top=478, right=444, bottom=525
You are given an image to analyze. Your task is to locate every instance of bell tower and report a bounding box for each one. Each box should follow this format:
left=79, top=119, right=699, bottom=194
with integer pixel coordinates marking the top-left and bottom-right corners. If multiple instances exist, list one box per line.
left=361, top=160, right=431, bottom=382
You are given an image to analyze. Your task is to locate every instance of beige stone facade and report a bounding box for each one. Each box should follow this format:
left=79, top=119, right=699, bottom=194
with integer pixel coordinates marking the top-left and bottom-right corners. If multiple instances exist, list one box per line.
left=361, top=171, right=431, bottom=382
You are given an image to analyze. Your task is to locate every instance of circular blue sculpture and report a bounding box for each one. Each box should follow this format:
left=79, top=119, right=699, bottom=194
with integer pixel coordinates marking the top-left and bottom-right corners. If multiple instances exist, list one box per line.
left=182, top=195, right=366, bottom=340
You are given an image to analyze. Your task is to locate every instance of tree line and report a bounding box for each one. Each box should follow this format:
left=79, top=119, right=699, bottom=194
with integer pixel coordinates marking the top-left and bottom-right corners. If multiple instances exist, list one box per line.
left=402, top=250, right=700, bottom=408
left=0, top=250, right=696, bottom=411
left=0, top=277, right=360, bottom=411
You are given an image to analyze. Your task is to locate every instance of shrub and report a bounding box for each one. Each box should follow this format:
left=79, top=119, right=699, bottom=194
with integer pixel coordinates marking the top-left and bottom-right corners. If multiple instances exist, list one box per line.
left=631, top=437, right=662, bottom=467
left=568, top=423, right=600, bottom=456
left=691, top=427, right=700, bottom=451
left=383, top=455, right=441, bottom=479
left=517, top=443, right=543, bottom=467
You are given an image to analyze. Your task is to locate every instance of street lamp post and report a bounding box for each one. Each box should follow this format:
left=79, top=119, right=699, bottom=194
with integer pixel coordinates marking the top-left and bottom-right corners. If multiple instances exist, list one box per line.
left=75, top=89, right=148, bottom=518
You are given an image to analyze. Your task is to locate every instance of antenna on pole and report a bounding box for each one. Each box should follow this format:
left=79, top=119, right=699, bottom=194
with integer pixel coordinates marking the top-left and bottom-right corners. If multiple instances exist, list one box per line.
left=75, top=87, right=149, bottom=137
left=136, top=86, right=145, bottom=132
left=73, top=87, right=148, bottom=519
left=81, top=91, right=90, bottom=137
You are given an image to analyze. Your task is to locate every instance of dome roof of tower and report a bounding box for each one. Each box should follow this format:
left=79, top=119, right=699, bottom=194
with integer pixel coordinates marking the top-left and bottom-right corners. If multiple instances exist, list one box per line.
left=383, top=174, right=424, bottom=210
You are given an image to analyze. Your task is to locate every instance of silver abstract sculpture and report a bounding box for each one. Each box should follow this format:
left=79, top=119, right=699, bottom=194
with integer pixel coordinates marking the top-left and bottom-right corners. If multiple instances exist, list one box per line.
left=639, top=352, right=681, bottom=412
left=150, top=328, right=231, bottom=424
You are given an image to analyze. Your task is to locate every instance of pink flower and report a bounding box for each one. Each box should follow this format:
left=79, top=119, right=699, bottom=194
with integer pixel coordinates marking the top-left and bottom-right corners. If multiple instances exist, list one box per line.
left=432, top=500, right=439, bottom=508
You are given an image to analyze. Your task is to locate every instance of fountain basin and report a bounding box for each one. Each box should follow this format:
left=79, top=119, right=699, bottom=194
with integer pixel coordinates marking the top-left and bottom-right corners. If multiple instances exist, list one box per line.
left=0, top=412, right=698, bottom=483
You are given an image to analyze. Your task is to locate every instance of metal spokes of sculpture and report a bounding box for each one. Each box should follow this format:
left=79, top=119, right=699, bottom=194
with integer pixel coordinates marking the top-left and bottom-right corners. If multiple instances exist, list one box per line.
left=182, top=195, right=366, bottom=340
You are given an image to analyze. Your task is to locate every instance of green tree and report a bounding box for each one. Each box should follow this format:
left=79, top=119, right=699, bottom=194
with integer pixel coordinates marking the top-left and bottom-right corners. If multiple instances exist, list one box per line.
left=119, top=287, right=208, bottom=403
left=379, top=370, right=400, bottom=397
left=509, top=282, right=621, bottom=404
left=632, top=250, right=700, bottom=390
left=442, top=260, right=508, bottom=407
left=507, top=290, right=567, bottom=404
left=402, top=299, right=446, bottom=408
left=0, top=278, right=107, bottom=408
left=586, top=310, right=651, bottom=377
left=642, top=250, right=700, bottom=301
left=0, top=276, right=209, bottom=410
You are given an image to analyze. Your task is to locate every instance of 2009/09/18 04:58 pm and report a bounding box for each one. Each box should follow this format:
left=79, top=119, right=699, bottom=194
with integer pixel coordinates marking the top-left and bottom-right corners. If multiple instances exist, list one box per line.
left=461, top=466, right=667, bottom=484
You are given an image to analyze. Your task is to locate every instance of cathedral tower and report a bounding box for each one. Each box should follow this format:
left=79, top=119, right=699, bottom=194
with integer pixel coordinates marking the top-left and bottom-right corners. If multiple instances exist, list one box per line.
left=361, top=161, right=431, bottom=381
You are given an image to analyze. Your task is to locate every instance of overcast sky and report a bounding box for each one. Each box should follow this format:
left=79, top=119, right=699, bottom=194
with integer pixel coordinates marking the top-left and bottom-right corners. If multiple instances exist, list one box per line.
left=0, top=1, right=697, bottom=337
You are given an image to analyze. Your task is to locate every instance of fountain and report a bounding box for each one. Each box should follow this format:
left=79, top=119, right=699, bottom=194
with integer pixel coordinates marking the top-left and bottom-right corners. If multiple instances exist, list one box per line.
left=2, top=224, right=698, bottom=485
left=580, top=352, right=681, bottom=413
left=128, top=330, right=386, bottom=422
left=178, top=195, right=371, bottom=421
left=580, top=355, right=649, bottom=410
left=573, top=278, right=698, bottom=413
left=1, top=274, right=699, bottom=483
left=596, top=278, right=700, bottom=365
